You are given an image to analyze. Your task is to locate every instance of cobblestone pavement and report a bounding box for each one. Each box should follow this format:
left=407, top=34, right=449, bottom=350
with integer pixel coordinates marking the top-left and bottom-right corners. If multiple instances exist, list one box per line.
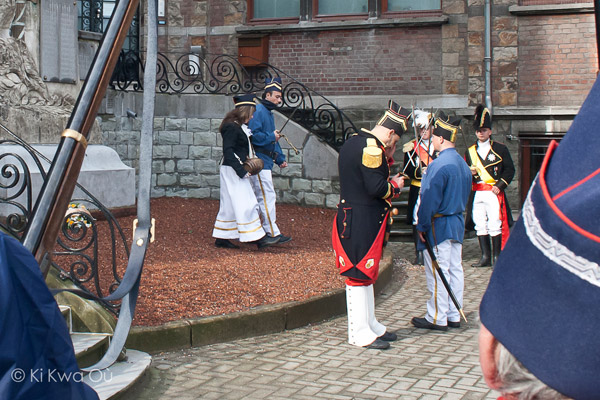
left=129, top=238, right=498, bottom=399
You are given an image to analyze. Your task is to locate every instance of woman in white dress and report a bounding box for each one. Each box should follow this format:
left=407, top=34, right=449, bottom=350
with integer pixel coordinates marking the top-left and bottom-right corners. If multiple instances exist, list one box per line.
left=212, top=94, right=280, bottom=249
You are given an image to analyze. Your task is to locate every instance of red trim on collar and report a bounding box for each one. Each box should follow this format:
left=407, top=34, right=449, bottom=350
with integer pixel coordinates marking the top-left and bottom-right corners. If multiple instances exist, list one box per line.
left=539, top=140, right=600, bottom=243
left=552, top=166, right=600, bottom=201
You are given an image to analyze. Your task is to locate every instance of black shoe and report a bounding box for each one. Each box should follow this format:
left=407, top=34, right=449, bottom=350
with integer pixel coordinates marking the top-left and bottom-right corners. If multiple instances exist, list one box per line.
left=363, top=338, right=390, bottom=350
left=256, top=235, right=280, bottom=249
left=378, top=331, right=397, bottom=341
left=215, top=239, right=239, bottom=249
left=410, top=317, right=448, bottom=331
left=275, top=234, right=292, bottom=244
left=448, top=321, right=461, bottom=328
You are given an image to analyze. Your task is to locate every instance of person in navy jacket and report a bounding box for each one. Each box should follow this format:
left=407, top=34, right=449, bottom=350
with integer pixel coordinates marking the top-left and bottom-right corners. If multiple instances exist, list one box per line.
left=248, top=77, right=291, bottom=244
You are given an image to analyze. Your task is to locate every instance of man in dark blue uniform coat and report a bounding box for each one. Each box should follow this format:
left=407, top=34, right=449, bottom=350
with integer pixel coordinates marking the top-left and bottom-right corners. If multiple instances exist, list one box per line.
left=332, top=100, right=410, bottom=350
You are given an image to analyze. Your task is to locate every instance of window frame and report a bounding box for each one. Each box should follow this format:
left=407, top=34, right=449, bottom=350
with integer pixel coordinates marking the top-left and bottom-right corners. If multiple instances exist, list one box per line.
left=381, top=0, right=443, bottom=18
left=247, top=0, right=301, bottom=25
left=311, top=0, right=370, bottom=21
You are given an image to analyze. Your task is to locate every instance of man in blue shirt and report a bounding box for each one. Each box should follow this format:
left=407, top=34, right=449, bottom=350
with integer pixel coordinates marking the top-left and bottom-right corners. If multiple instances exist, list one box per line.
left=248, top=77, right=291, bottom=243
left=412, top=112, right=472, bottom=331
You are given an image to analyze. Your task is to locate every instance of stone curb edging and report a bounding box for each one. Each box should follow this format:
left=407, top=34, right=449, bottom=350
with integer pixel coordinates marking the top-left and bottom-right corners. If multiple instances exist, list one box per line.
left=125, top=251, right=394, bottom=353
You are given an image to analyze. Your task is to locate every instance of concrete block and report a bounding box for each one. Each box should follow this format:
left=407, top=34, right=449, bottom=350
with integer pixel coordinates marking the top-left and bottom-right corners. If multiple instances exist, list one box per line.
left=153, top=145, right=172, bottom=158
left=180, top=132, right=193, bottom=145
left=272, top=177, right=290, bottom=191
left=326, top=194, right=339, bottom=209
left=165, top=118, right=187, bottom=131
left=278, top=163, right=302, bottom=177
left=157, top=173, right=177, bottom=186
left=194, top=131, right=217, bottom=146
left=153, top=117, right=165, bottom=130
left=285, top=290, right=346, bottom=330
left=187, top=118, right=211, bottom=131
left=126, top=321, right=192, bottom=353
left=210, top=188, right=220, bottom=199
left=158, top=131, right=180, bottom=145
left=305, top=193, right=325, bottom=206
left=189, top=145, right=212, bottom=159
left=202, top=174, right=221, bottom=187
left=312, top=180, right=333, bottom=194
left=195, top=159, right=217, bottom=174
left=292, top=179, right=312, bottom=191
left=189, top=305, right=287, bottom=347
left=172, top=145, right=189, bottom=159
left=282, top=191, right=304, bottom=204
left=187, top=188, right=212, bottom=198
left=180, top=175, right=202, bottom=187
left=165, top=160, right=176, bottom=173
left=152, top=160, right=165, bottom=173
left=177, top=160, right=195, bottom=173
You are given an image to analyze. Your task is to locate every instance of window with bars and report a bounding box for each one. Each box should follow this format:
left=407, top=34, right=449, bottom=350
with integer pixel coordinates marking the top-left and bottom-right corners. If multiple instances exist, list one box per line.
left=78, top=0, right=139, bottom=53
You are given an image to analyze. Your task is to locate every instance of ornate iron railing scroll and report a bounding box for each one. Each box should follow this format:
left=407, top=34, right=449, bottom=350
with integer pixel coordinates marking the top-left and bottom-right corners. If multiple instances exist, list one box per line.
left=111, top=51, right=358, bottom=150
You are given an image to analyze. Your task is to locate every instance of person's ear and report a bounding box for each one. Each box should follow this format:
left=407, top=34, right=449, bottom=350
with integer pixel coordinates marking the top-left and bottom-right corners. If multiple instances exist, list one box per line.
left=479, top=324, right=502, bottom=390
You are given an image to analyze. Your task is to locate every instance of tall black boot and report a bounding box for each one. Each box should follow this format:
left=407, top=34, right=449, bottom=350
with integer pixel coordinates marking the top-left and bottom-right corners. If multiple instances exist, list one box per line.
left=412, top=226, right=424, bottom=265
left=471, top=235, right=491, bottom=267
left=491, top=234, right=502, bottom=266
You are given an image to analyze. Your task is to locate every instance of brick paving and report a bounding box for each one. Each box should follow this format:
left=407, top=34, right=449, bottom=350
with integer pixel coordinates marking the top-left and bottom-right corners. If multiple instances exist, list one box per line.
left=128, top=238, right=498, bottom=399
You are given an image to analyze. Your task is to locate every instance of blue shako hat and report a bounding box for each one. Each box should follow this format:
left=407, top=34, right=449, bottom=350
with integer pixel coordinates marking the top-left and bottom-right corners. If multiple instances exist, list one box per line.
left=479, top=77, right=600, bottom=400
left=264, top=77, right=282, bottom=94
left=233, top=93, right=257, bottom=108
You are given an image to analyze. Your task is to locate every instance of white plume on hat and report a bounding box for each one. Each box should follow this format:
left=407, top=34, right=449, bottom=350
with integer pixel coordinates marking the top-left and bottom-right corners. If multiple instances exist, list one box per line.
left=413, top=110, right=432, bottom=129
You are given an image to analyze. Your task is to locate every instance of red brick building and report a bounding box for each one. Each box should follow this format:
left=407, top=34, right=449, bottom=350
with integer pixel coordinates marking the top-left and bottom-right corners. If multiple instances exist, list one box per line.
left=146, top=0, right=597, bottom=206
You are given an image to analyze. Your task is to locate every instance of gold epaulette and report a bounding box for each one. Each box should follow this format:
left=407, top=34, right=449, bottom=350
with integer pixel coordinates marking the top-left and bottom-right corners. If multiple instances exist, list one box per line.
left=402, top=139, right=415, bottom=153
left=362, top=138, right=382, bottom=168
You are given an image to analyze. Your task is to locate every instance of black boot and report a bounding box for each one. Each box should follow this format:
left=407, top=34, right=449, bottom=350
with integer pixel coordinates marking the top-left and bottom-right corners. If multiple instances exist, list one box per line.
left=215, top=238, right=239, bottom=249
left=491, top=234, right=502, bottom=266
left=471, top=235, right=491, bottom=267
left=412, top=227, right=424, bottom=265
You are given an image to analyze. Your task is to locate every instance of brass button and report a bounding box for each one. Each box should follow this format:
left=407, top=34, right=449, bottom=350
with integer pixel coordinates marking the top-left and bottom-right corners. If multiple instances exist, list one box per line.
left=341, top=199, right=346, bottom=203
left=381, top=213, right=385, bottom=217
left=343, top=222, right=347, bottom=226
left=341, top=235, right=345, bottom=238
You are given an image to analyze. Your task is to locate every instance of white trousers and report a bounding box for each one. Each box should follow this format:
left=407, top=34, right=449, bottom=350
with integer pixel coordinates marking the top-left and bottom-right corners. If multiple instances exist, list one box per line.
left=423, top=239, right=464, bottom=325
left=472, top=190, right=502, bottom=236
left=249, top=169, right=280, bottom=237
left=213, top=166, right=265, bottom=242
left=346, top=284, right=386, bottom=347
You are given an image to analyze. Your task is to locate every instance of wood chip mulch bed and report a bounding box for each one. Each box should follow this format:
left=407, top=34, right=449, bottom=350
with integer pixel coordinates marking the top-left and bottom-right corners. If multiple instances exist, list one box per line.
left=96, top=197, right=344, bottom=326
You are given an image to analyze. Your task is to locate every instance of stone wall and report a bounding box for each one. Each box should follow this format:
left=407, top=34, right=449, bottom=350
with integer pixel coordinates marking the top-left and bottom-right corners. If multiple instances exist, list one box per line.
left=98, top=91, right=340, bottom=209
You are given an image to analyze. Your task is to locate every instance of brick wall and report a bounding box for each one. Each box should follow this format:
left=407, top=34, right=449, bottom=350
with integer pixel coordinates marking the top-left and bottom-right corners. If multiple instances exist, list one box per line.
left=267, top=27, right=443, bottom=96
left=518, top=14, right=597, bottom=106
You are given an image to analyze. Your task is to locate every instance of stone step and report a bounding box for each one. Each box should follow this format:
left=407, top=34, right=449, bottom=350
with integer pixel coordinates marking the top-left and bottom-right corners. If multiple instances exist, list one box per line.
left=72, top=333, right=111, bottom=369
left=83, top=350, right=152, bottom=400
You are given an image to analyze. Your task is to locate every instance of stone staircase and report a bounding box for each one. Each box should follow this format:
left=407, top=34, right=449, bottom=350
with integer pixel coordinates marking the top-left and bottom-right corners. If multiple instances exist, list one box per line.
left=59, top=305, right=151, bottom=399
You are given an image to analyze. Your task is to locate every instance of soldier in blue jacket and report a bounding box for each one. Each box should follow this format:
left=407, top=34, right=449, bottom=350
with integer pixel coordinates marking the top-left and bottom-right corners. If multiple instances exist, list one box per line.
left=248, top=77, right=291, bottom=244
left=412, top=112, right=472, bottom=331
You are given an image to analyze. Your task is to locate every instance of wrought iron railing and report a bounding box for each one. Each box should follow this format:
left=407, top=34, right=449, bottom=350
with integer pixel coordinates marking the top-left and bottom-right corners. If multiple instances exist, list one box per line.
left=111, top=51, right=357, bottom=149
left=0, top=123, right=129, bottom=313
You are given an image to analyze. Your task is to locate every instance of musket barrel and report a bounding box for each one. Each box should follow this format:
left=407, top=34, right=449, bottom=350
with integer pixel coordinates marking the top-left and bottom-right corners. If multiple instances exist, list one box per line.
left=22, top=0, right=140, bottom=270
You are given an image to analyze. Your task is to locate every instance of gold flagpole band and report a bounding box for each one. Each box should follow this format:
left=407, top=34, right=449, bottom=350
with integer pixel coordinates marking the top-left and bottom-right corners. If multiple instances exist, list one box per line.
left=61, top=129, right=88, bottom=148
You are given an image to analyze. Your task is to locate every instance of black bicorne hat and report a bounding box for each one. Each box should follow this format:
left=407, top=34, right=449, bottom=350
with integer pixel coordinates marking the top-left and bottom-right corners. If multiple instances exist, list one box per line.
left=474, top=104, right=492, bottom=130
left=432, top=111, right=461, bottom=143
left=376, top=100, right=410, bottom=135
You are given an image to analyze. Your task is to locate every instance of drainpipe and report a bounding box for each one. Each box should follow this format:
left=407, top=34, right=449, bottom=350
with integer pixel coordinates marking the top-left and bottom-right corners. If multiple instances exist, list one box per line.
left=595, top=0, right=600, bottom=71
left=484, top=0, right=492, bottom=113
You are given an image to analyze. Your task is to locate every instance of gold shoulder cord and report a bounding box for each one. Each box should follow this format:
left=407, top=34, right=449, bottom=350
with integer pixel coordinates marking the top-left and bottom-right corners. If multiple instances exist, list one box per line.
left=61, top=129, right=88, bottom=149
